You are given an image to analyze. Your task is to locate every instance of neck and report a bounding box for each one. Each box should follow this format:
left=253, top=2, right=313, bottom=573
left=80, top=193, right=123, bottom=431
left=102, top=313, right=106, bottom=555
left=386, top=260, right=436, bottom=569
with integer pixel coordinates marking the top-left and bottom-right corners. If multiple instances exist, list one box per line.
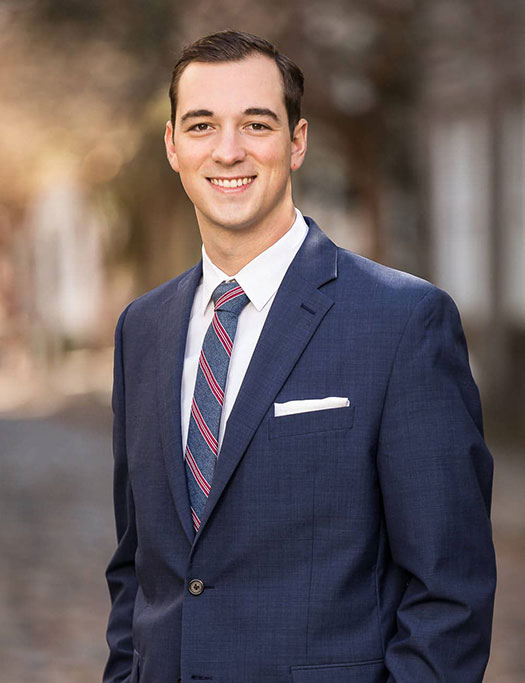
left=199, top=207, right=296, bottom=276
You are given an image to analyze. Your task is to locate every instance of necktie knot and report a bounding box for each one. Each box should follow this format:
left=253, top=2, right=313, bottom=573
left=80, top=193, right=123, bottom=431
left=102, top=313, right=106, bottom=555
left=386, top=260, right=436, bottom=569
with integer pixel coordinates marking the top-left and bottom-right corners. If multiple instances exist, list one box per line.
left=213, top=280, right=249, bottom=316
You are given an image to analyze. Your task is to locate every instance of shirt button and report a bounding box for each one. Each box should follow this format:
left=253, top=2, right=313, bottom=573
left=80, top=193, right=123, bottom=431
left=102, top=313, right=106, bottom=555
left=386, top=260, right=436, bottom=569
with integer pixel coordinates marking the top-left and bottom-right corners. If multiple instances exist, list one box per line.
left=188, top=578, right=205, bottom=595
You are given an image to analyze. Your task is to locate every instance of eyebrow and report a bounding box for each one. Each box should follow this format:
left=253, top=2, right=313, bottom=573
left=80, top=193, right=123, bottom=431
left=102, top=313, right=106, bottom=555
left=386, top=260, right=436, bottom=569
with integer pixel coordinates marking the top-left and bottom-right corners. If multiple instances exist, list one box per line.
left=180, top=109, right=214, bottom=123
left=179, top=107, right=281, bottom=123
left=243, top=107, right=280, bottom=121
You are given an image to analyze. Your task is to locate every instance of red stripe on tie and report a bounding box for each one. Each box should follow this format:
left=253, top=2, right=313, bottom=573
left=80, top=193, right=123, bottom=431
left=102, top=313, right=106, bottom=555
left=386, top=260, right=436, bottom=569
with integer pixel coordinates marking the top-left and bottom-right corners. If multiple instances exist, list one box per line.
left=191, top=398, right=218, bottom=454
left=190, top=506, right=200, bottom=530
left=199, top=351, right=224, bottom=405
left=215, top=286, right=243, bottom=309
left=215, top=285, right=243, bottom=308
left=185, top=445, right=211, bottom=496
left=212, top=314, right=232, bottom=356
left=212, top=314, right=232, bottom=354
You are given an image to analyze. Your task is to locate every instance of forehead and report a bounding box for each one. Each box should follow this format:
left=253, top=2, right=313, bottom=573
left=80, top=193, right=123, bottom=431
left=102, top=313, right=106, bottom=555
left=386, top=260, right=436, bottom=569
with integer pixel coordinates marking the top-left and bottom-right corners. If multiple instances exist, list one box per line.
left=176, top=55, right=286, bottom=116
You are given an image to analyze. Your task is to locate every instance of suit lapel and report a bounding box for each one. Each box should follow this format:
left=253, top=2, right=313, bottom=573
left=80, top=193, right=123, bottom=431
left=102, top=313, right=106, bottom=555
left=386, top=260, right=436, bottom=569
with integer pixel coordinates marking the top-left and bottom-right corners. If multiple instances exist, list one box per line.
left=157, top=263, right=202, bottom=544
left=195, top=220, right=338, bottom=539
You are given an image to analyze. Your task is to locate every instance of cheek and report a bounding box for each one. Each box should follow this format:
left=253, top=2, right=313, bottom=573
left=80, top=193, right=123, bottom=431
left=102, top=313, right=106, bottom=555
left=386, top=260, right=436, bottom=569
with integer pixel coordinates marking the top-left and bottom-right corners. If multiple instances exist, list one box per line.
left=269, top=158, right=293, bottom=185
left=173, top=138, right=207, bottom=173
left=177, top=151, right=199, bottom=174
left=177, top=163, right=206, bottom=197
left=271, top=147, right=292, bottom=174
left=251, top=137, right=290, bottom=164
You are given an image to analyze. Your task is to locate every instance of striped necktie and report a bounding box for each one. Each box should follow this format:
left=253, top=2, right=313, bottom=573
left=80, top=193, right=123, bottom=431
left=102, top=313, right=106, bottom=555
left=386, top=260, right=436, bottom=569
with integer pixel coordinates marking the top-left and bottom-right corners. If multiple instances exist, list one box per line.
left=185, top=280, right=249, bottom=533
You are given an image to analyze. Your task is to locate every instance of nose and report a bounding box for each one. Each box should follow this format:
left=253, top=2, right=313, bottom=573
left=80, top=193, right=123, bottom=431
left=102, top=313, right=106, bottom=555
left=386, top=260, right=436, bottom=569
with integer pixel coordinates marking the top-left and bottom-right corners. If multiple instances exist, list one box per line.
left=211, top=128, right=246, bottom=165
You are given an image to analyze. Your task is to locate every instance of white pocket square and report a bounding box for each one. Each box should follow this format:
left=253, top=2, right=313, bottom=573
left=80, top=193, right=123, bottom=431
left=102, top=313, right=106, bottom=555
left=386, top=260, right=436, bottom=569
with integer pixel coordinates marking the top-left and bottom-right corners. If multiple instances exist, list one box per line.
left=274, top=397, right=350, bottom=417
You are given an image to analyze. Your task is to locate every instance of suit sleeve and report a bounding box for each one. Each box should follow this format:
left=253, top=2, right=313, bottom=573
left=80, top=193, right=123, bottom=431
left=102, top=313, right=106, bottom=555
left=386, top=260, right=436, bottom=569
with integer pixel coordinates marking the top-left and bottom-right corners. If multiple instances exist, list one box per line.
left=103, top=303, right=138, bottom=683
left=377, top=287, right=496, bottom=682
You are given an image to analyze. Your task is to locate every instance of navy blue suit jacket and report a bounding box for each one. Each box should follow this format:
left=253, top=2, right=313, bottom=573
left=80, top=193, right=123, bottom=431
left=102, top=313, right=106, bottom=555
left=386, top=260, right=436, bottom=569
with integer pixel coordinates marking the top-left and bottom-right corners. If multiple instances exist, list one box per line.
left=104, top=218, right=496, bottom=682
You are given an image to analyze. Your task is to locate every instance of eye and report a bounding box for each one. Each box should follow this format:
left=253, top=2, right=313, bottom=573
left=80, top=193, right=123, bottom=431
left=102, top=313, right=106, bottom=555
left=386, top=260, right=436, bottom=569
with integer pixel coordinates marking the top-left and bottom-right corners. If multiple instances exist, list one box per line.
left=247, top=122, right=270, bottom=131
left=189, top=122, right=212, bottom=132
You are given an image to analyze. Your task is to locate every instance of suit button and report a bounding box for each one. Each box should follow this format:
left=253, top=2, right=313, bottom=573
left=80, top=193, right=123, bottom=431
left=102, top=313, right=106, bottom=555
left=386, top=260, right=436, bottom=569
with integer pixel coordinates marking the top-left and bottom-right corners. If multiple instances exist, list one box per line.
left=188, top=578, right=204, bottom=595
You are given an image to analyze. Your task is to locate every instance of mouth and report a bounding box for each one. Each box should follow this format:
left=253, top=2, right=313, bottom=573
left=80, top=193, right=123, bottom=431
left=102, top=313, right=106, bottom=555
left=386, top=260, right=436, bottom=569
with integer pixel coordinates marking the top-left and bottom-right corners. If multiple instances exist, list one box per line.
left=207, top=175, right=256, bottom=190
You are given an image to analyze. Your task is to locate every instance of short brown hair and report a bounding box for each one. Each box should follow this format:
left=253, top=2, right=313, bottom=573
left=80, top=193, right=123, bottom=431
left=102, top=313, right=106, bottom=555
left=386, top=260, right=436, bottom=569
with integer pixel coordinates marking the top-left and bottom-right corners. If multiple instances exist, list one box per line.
left=169, top=30, right=304, bottom=139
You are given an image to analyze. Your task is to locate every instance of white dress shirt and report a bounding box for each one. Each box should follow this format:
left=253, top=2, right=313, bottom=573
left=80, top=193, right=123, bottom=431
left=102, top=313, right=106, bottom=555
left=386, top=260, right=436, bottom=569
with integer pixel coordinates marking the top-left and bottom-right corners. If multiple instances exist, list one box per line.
left=181, top=208, right=309, bottom=453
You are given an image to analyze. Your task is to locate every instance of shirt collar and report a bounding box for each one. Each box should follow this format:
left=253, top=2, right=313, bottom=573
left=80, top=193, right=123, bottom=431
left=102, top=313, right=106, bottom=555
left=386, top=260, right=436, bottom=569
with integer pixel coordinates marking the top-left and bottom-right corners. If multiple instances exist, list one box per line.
left=200, top=208, right=309, bottom=314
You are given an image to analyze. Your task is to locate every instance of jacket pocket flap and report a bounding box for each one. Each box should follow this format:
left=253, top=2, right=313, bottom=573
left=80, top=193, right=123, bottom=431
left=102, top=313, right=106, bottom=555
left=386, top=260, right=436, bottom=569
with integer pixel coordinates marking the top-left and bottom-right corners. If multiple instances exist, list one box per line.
left=291, top=659, right=385, bottom=683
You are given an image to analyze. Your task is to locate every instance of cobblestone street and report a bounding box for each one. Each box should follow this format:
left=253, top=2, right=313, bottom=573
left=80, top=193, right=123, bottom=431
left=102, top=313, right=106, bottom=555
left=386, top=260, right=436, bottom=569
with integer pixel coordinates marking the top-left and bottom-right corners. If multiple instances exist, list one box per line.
left=1, top=397, right=114, bottom=683
left=1, top=395, right=523, bottom=682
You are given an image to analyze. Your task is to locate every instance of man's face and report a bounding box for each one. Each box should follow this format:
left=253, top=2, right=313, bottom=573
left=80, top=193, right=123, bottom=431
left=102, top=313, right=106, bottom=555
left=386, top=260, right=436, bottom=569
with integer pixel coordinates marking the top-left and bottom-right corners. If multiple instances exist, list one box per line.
left=165, top=54, right=307, bottom=238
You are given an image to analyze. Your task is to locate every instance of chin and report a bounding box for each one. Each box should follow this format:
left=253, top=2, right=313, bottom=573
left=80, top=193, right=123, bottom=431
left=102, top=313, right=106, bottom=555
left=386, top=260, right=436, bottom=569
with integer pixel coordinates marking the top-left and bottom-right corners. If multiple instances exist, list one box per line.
left=217, top=221, right=254, bottom=232
left=206, top=211, right=259, bottom=232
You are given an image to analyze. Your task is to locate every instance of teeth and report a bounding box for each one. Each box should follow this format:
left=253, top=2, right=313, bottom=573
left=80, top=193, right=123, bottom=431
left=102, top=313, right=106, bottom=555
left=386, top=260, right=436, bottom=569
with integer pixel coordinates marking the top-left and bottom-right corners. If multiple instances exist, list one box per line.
left=210, top=177, right=254, bottom=188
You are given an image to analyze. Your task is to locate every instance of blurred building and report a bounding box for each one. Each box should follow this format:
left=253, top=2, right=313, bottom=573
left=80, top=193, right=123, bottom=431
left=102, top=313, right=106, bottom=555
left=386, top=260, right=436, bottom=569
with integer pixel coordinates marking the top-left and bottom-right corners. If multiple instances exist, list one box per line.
left=29, top=177, right=104, bottom=352
left=419, top=0, right=525, bottom=427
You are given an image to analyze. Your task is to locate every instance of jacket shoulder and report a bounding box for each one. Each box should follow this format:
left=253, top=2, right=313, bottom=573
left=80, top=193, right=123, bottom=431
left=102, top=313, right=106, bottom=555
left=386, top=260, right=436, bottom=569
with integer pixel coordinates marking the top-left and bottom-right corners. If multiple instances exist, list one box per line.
left=335, top=247, right=448, bottom=310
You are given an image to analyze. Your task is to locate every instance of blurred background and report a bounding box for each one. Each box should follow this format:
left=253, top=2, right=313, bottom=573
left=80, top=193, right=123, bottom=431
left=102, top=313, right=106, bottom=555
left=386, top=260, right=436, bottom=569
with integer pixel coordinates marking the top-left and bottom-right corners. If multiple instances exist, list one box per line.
left=0, top=0, right=523, bottom=680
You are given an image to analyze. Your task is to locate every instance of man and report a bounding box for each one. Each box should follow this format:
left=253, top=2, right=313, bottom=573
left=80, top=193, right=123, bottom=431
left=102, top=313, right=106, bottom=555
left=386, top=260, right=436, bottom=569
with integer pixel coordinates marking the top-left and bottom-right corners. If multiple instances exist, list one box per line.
left=104, top=30, right=496, bottom=683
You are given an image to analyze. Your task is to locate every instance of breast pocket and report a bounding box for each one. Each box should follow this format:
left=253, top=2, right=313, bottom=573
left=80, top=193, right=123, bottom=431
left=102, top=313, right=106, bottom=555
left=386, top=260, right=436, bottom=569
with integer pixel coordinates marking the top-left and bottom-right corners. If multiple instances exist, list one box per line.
left=268, top=405, right=355, bottom=439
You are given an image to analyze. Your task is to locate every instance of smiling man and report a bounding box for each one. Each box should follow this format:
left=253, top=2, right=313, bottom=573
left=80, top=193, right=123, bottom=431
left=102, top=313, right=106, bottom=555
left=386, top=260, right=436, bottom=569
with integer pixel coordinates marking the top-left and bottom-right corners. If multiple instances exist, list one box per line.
left=104, top=31, right=496, bottom=683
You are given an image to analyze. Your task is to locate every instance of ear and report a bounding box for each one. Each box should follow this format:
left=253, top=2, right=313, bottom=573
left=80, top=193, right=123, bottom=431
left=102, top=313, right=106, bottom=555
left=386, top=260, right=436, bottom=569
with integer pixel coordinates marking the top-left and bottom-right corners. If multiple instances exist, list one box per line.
left=164, top=121, right=180, bottom=173
left=290, top=118, right=308, bottom=172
